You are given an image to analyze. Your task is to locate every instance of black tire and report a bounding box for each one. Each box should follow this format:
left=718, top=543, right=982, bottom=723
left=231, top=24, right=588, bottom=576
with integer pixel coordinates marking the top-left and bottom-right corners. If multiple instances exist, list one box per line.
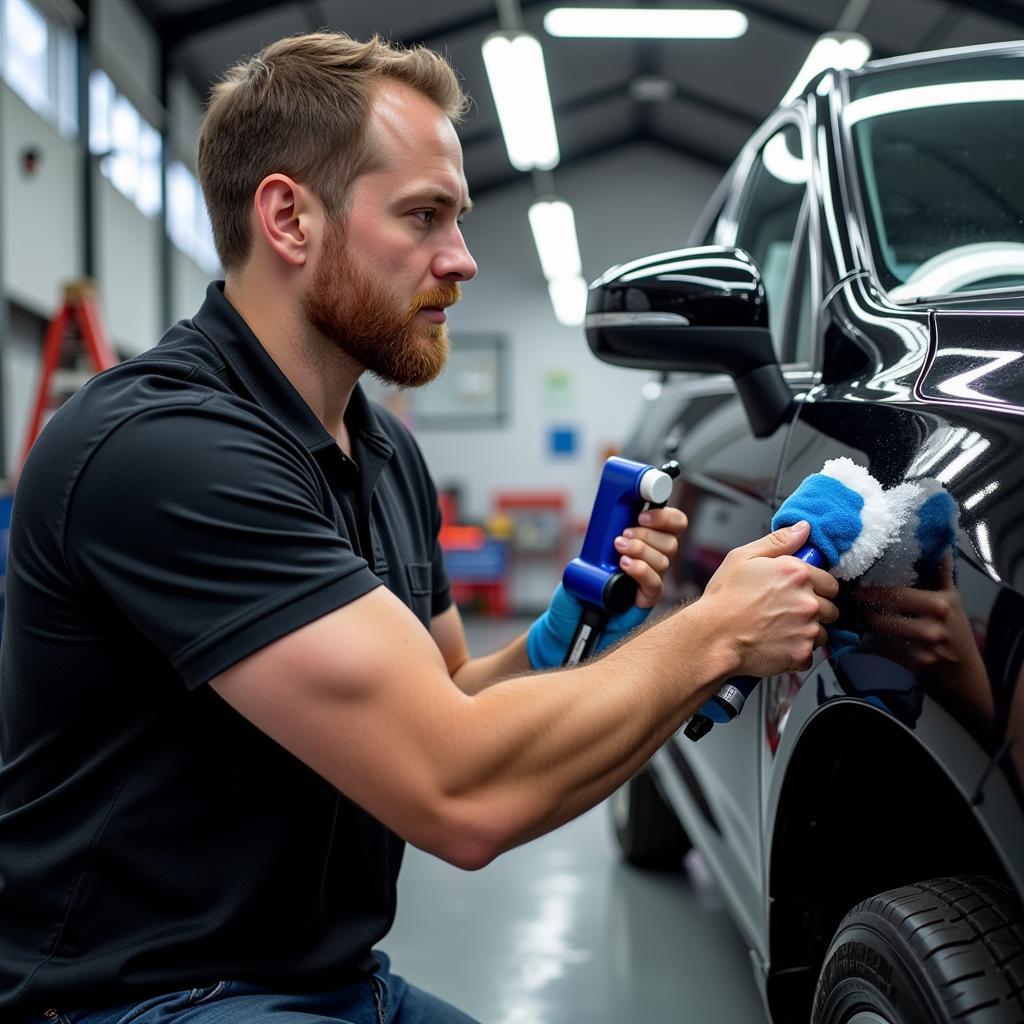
left=609, top=766, right=692, bottom=870
left=812, top=876, right=1024, bottom=1024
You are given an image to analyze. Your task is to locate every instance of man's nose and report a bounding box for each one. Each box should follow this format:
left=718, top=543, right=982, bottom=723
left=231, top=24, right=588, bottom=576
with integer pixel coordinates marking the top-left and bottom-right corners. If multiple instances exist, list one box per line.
left=435, top=230, right=477, bottom=282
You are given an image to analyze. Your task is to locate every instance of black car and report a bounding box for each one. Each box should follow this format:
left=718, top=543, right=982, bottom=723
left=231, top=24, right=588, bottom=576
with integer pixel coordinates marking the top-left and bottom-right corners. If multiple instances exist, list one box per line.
left=589, top=42, right=1024, bottom=1024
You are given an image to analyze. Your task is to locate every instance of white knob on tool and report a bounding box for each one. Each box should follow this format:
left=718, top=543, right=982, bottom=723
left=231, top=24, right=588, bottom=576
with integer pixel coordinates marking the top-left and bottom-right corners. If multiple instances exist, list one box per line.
left=638, top=468, right=673, bottom=505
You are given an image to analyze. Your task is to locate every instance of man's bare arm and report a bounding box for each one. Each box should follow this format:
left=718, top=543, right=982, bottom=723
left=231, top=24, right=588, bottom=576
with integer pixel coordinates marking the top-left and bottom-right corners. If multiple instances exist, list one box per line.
left=429, top=605, right=530, bottom=695
left=210, top=521, right=837, bottom=871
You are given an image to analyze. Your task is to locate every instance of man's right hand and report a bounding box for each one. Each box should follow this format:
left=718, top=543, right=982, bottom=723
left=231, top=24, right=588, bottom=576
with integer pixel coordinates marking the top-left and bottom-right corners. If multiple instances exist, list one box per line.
left=696, top=520, right=840, bottom=678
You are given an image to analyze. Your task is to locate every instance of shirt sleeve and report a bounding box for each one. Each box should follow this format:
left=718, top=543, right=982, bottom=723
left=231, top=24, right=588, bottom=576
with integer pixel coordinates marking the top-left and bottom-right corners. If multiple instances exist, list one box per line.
left=65, top=397, right=382, bottom=688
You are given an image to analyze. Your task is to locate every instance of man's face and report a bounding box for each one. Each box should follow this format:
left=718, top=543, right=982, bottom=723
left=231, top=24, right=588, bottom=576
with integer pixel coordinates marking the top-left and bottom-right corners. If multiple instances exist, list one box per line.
left=303, top=80, right=477, bottom=388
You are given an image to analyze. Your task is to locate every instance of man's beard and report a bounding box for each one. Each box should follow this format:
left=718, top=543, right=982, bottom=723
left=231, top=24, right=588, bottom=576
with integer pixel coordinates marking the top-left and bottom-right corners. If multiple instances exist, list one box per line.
left=303, top=220, right=461, bottom=388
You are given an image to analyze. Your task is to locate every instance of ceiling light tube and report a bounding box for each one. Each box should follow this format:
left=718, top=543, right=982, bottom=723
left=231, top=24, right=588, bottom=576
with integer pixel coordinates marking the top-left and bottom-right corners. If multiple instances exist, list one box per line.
left=544, top=7, right=747, bottom=38
left=781, top=32, right=871, bottom=105
left=528, top=198, right=582, bottom=281
left=548, top=275, right=589, bottom=326
left=482, top=31, right=560, bottom=171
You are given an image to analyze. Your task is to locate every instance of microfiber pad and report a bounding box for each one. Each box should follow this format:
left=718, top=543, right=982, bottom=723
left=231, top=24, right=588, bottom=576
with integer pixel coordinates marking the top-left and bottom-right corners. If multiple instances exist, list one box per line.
left=773, top=458, right=914, bottom=580
left=771, top=472, right=863, bottom=568
left=917, top=485, right=958, bottom=569
left=861, top=479, right=957, bottom=587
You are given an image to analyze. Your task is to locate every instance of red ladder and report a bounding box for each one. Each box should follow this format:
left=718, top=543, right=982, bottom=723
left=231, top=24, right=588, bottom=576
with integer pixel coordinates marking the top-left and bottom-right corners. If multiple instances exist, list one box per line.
left=19, top=280, right=118, bottom=474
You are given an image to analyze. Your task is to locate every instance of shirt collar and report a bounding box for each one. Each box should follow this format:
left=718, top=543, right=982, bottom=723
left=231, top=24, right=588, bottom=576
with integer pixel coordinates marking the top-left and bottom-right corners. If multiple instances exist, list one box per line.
left=192, top=281, right=394, bottom=462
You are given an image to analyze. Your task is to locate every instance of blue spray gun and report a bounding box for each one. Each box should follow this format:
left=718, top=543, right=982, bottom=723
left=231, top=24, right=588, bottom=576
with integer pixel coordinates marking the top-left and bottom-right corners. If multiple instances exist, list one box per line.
left=561, top=457, right=680, bottom=666
left=683, top=457, right=915, bottom=742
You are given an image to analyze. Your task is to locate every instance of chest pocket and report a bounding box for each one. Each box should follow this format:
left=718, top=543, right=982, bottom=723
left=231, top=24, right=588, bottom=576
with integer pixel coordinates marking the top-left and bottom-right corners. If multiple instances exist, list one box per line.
left=405, top=562, right=433, bottom=626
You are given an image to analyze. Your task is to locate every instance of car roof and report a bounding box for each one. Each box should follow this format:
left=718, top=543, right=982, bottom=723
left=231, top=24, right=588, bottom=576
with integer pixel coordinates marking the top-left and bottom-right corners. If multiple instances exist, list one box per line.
left=789, top=39, right=1024, bottom=105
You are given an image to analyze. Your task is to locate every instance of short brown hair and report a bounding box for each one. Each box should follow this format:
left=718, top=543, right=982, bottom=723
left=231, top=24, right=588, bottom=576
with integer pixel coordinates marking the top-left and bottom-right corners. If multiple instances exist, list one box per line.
left=197, top=32, right=469, bottom=270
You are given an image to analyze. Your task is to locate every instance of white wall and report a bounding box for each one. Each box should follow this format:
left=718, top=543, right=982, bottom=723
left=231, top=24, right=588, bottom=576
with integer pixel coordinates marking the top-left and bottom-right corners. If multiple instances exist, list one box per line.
left=95, top=178, right=162, bottom=354
left=169, top=71, right=202, bottom=167
left=168, top=71, right=215, bottom=325
left=171, top=246, right=211, bottom=325
left=1, top=85, right=81, bottom=316
left=402, top=143, right=720, bottom=523
left=92, top=0, right=162, bottom=354
left=3, top=304, right=48, bottom=470
left=93, top=0, right=158, bottom=115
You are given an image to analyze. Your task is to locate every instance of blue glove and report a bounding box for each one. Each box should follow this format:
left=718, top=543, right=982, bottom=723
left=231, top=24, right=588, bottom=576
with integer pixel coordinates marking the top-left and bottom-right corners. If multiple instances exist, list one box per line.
left=527, top=583, right=651, bottom=669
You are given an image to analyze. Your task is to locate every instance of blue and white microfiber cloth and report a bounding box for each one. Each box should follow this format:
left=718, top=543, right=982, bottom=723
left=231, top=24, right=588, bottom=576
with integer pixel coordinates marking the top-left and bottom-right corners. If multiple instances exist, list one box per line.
left=771, top=457, right=918, bottom=579
left=860, top=478, right=959, bottom=588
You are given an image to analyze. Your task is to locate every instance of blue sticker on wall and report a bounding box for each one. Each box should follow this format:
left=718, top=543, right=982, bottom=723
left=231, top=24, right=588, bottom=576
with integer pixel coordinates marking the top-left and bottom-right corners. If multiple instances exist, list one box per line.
left=548, top=425, right=578, bottom=458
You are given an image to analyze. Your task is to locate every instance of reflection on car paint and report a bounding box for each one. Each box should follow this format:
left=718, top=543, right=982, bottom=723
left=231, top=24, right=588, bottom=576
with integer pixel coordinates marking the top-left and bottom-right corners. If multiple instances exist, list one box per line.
left=924, top=311, right=1024, bottom=410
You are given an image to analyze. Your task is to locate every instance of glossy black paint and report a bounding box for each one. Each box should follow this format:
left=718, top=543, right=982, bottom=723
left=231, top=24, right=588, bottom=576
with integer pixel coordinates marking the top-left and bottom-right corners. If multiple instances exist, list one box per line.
left=586, top=247, right=791, bottom=436
left=588, top=245, right=768, bottom=329
left=924, top=311, right=1024, bottom=413
left=605, top=43, right=1024, bottom=1024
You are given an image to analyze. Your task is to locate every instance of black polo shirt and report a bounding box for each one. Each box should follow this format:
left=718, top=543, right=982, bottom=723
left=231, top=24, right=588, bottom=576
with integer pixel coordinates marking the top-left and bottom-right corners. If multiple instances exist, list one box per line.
left=0, top=282, right=452, bottom=1019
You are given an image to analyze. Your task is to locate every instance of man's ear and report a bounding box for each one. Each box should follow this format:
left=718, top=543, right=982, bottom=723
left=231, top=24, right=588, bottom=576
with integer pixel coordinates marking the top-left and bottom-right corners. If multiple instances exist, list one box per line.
left=252, top=174, right=320, bottom=267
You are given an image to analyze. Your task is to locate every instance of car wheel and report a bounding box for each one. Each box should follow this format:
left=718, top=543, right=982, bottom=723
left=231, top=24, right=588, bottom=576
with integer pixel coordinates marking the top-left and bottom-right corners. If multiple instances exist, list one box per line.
left=609, top=766, right=691, bottom=869
left=812, top=876, right=1024, bottom=1024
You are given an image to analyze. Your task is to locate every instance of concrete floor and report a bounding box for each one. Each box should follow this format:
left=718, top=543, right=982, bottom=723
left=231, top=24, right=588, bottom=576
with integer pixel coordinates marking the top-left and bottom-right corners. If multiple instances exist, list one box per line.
left=383, top=615, right=767, bottom=1024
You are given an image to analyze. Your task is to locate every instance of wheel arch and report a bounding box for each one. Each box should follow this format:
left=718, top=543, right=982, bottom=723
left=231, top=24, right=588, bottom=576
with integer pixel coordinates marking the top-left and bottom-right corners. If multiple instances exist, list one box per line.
left=763, top=700, right=1011, bottom=1022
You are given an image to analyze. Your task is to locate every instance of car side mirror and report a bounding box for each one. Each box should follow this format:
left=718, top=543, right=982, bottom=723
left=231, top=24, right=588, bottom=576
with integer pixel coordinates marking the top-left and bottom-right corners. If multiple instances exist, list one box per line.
left=585, top=245, right=793, bottom=437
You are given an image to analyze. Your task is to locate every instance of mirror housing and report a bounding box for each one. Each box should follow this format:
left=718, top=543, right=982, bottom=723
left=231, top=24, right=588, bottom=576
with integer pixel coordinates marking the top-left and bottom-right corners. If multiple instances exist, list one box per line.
left=585, top=245, right=792, bottom=437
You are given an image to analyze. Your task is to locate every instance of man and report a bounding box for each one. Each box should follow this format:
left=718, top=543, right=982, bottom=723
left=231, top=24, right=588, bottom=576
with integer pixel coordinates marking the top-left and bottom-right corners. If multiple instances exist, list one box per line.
left=0, top=32, right=838, bottom=1024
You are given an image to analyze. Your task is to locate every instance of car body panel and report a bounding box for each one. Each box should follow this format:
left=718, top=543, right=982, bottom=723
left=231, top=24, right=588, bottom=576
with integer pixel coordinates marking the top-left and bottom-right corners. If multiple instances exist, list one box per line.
left=610, top=42, right=1024, bottom=1023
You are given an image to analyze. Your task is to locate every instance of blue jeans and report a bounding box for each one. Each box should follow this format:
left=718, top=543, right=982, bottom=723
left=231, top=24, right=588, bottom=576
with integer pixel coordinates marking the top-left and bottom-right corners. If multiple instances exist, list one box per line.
left=32, top=953, right=480, bottom=1024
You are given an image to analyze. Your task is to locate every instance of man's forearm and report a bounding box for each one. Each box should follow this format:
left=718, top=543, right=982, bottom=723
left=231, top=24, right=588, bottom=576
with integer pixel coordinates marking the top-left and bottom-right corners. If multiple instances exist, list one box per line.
left=449, top=631, right=532, bottom=695
left=438, top=601, right=738, bottom=863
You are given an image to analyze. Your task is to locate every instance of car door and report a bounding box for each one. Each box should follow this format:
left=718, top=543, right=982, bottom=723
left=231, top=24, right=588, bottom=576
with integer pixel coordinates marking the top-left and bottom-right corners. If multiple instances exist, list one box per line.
left=656, top=115, right=816, bottom=951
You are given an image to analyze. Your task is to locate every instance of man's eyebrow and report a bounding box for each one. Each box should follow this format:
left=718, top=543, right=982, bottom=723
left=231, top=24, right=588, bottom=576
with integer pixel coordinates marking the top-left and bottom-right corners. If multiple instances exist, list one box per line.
left=401, top=189, right=474, bottom=215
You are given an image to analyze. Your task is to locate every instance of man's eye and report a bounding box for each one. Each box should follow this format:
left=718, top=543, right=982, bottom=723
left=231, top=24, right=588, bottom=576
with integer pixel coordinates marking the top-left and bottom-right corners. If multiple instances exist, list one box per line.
left=414, top=210, right=436, bottom=224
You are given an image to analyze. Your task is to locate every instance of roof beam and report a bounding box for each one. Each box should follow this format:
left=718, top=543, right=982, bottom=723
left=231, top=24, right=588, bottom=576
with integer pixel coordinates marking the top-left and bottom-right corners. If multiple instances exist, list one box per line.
left=460, top=72, right=760, bottom=151
left=162, top=0, right=295, bottom=49
left=468, top=127, right=729, bottom=197
left=459, top=77, right=635, bottom=148
left=162, top=0, right=836, bottom=54
left=942, top=0, right=1024, bottom=29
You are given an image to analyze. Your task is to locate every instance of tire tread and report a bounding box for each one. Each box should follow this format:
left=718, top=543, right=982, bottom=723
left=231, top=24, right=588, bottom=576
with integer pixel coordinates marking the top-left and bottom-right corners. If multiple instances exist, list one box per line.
left=813, top=875, right=1024, bottom=1024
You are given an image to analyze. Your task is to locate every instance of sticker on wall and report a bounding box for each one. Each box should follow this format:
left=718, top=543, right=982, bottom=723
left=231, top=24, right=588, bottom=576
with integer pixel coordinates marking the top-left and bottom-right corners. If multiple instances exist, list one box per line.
left=542, top=369, right=573, bottom=412
left=548, top=425, right=578, bottom=458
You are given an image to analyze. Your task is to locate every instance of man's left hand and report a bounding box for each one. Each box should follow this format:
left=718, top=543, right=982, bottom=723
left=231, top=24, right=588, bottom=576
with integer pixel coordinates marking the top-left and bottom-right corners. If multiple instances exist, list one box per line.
left=612, top=505, right=687, bottom=608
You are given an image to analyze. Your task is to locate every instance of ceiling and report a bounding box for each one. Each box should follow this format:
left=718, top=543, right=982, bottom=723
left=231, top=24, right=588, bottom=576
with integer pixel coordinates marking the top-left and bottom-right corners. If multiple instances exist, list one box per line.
left=134, top=0, right=1024, bottom=194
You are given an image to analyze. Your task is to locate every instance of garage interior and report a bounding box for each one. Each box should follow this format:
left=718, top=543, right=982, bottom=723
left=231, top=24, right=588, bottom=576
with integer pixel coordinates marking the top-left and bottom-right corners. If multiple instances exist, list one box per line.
left=2, top=1, right=1023, bottom=1022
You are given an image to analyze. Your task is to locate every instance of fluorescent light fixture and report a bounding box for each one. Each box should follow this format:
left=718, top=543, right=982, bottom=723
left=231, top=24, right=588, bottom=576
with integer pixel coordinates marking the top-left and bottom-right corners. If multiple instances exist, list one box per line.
left=528, top=198, right=582, bottom=281
left=548, top=275, right=589, bottom=326
left=482, top=32, right=560, bottom=171
left=781, top=32, right=871, bottom=105
left=762, top=130, right=807, bottom=185
left=544, top=7, right=747, bottom=38
left=846, top=79, right=1024, bottom=125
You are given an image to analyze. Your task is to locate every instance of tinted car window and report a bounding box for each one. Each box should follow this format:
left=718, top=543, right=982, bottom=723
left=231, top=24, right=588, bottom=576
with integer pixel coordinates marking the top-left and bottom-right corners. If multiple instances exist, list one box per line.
left=777, top=216, right=815, bottom=366
left=734, top=123, right=806, bottom=348
left=847, top=55, right=1024, bottom=299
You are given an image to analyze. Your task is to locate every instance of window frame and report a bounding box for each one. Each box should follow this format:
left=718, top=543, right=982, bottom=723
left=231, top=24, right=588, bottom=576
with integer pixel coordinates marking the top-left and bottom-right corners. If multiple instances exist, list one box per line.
left=716, top=107, right=819, bottom=373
